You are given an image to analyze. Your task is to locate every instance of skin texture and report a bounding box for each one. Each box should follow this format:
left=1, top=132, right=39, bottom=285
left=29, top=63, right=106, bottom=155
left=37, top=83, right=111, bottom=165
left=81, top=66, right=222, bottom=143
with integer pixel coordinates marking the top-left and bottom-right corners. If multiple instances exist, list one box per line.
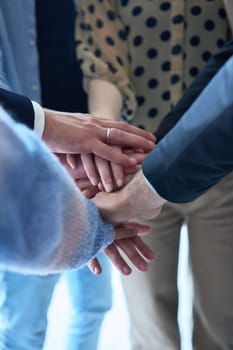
left=40, top=110, right=157, bottom=275
left=43, top=109, right=155, bottom=164
left=89, top=170, right=167, bottom=274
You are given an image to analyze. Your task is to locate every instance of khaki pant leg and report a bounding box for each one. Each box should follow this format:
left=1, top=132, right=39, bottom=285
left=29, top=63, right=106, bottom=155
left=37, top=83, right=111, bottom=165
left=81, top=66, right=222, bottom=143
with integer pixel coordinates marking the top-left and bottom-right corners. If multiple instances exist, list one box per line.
left=122, top=204, right=183, bottom=350
left=187, top=172, right=233, bottom=350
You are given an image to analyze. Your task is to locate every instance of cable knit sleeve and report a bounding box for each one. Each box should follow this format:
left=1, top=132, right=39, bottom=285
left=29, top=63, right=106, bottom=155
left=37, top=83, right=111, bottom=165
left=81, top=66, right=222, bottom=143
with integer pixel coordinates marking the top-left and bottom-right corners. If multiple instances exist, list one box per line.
left=76, top=0, right=137, bottom=121
left=0, top=108, right=114, bottom=274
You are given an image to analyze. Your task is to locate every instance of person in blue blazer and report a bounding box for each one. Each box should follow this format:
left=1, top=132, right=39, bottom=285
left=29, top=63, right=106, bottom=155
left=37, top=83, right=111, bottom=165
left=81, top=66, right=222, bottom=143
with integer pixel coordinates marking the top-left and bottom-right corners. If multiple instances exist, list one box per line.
left=91, top=52, right=233, bottom=350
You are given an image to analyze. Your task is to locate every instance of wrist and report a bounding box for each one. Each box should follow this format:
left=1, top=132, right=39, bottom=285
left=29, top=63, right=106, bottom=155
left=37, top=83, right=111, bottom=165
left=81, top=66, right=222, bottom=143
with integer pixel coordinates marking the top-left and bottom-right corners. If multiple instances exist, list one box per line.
left=125, top=170, right=166, bottom=219
left=88, top=79, right=123, bottom=121
left=91, top=111, right=117, bottom=121
left=41, top=109, right=58, bottom=148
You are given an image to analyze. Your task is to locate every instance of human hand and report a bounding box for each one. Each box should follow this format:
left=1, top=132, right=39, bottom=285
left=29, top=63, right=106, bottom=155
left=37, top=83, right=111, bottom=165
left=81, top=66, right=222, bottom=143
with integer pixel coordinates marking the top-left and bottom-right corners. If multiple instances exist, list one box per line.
left=88, top=221, right=155, bottom=275
left=58, top=146, right=148, bottom=192
left=93, top=170, right=167, bottom=223
left=75, top=147, right=148, bottom=191
left=42, top=109, right=155, bottom=168
left=57, top=156, right=165, bottom=221
left=56, top=150, right=139, bottom=195
left=56, top=153, right=87, bottom=179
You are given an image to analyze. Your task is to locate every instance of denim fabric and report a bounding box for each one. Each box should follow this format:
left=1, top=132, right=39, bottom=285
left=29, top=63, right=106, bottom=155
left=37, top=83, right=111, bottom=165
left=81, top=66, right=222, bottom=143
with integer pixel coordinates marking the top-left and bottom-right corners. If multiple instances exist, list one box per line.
left=0, top=255, right=111, bottom=350
left=0, top=1, right=41, bottom=101
left=0, top=273, right=58, bottom=350
left=63, top=253, right=112, bottom=350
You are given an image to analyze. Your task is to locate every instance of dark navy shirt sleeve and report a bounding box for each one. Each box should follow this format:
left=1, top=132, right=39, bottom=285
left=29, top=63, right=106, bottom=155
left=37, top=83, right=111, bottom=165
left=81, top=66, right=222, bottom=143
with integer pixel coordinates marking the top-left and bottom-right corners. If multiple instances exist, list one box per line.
left=0, top=88, right=35, bottom=129
left=142, top=55, right=233, bottom=203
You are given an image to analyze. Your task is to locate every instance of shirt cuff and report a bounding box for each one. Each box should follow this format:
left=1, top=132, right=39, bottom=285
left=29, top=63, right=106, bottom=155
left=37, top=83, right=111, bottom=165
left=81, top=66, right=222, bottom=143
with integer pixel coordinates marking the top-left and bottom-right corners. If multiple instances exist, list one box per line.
left=32, top=101, right=45, bottom=138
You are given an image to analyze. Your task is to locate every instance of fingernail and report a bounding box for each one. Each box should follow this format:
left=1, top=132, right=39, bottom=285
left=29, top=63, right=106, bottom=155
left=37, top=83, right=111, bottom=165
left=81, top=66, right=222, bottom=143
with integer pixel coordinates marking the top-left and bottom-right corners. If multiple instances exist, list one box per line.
left=98, top=182, right=104, bottom=191
left=148, top=252, right=155, bottom=260
left=90, top=177, right=98, bottom=186
left=130, top=157, right=137, bottom=164
left=122, top=266, right=131, bottom=275
left=116, top=178, right=124, bottom=187
left=105, top=184, right=113, bottom=193
left=139, top=263, right=148, bottom=271
left=149, top=133, right=156, bottom=141
left=70, top=162, right=76, bottom=170
left=67, top=158, right=76, bottom=169
left=148, top=140, right=155, bottom=148
left=94, top=267, right=100, bottom=274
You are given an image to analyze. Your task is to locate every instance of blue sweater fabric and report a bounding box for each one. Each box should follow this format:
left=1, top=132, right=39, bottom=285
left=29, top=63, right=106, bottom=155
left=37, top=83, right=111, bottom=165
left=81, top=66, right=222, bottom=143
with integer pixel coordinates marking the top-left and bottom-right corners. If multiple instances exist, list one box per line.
left=0, top=108, right=114, bottom=274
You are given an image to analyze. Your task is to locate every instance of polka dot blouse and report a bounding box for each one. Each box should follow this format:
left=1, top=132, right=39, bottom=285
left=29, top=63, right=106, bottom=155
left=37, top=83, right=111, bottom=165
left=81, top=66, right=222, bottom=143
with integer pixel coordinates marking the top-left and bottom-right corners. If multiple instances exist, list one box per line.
left=76, top=0, right=230, bottom=133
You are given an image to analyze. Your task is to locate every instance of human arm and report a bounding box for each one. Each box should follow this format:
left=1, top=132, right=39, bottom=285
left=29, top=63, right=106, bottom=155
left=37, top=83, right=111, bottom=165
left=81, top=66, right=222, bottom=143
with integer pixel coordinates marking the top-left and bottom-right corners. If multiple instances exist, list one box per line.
left=143, top=55, right=233, bottom=203
left=155, top=39, right=233, bottom=142
left=91, top=55, right=233, bottom=227
left=0, top=108, right=114, bottom=273
left=0, top=108, right=153, bottom=274
left=76, top=8, right=233, bottom=189
left=76, top=0, right=137, bottom=121
left=0, top=87, right=154, bottom=168
left=78, top=79, right=150, bottom=191
left=76, top=0, right=154, bottom=190
left=88, top=79, right=122, bottom=121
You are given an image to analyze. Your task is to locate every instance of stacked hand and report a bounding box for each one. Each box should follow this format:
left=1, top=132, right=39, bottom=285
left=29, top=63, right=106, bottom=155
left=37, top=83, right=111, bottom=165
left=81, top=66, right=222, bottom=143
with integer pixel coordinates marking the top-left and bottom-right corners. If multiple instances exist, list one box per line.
left=43, top=109, right=155, bottom=166
left=44, top=110, right=163, bottom=275
left=90, top=221, right=155, bottom=275
left=88, top=170, right=166, bottom=275
left=56, top=151, right=157, bottom=276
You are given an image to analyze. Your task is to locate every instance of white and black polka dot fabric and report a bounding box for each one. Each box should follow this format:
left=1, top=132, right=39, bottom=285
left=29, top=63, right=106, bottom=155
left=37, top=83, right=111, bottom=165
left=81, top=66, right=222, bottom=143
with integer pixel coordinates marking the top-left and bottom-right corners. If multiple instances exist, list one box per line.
left=76, top=0, right=230, bottom=133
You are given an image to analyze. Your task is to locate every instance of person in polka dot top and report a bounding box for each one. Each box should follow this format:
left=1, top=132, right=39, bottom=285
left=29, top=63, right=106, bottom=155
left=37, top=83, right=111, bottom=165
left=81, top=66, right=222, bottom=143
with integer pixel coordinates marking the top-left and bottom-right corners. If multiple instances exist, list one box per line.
left=76, top=1, right=233, bottom=348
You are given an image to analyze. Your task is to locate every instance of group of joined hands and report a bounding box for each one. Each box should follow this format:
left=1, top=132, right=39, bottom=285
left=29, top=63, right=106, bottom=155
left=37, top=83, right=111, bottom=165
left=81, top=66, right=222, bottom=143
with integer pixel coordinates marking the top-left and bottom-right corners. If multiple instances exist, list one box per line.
left=43, top=109, right=166, bottom=276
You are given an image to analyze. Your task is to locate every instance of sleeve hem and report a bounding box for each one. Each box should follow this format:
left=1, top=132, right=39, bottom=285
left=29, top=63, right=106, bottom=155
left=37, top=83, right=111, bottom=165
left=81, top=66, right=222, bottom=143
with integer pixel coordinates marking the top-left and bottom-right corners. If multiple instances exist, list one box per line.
left=32, top=101, right=45, bottom=138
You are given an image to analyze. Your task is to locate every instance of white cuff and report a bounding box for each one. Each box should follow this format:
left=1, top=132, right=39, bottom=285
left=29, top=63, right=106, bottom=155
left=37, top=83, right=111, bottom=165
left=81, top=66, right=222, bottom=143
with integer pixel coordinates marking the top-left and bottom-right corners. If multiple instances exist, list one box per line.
left=32, top=101, right=45, bottom=138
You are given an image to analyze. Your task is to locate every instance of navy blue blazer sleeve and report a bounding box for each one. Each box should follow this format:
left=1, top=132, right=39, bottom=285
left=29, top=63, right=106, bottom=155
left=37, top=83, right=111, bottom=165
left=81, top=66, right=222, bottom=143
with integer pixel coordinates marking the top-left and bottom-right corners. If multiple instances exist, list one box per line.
left=0, top=88, right=34, bottom=129
left=156, top=40, right=233, bottom=142
left=142, top=55, right=233, bottom=203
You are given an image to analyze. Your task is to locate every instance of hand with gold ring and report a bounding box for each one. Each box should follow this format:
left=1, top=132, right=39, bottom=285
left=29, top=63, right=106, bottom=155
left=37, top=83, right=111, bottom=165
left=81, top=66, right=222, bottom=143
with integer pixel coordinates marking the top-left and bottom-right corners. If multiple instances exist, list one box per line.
left=43, top=110, right=156, bottom=166
left=46, top=112, right=156, bottom=188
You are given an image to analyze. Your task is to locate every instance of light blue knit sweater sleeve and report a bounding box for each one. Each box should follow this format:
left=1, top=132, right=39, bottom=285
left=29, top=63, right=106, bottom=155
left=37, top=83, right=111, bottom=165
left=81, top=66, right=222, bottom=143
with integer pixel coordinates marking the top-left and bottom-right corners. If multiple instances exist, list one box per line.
left=0, top=108, right=114, bottom=274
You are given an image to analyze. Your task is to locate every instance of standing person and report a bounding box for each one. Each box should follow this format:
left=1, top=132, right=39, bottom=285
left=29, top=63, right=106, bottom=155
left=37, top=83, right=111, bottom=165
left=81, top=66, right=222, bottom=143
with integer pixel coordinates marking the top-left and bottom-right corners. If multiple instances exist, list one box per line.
left=36, top=2, right=112, bottom=350
left=0, top=1, right=154, bottom=349
left=76, top=1, right=233, bottom=349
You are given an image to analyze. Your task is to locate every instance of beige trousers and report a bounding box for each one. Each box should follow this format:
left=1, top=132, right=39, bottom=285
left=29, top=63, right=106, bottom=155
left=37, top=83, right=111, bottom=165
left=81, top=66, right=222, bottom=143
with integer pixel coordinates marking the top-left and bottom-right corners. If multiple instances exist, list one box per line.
left=122, top=172, right=233, bottom=350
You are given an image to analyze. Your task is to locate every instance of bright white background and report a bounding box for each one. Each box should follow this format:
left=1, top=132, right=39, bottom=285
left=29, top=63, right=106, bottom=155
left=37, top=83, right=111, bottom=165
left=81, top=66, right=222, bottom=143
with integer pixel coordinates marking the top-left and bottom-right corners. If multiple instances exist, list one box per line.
left=44, top=226, right=193, bottom=350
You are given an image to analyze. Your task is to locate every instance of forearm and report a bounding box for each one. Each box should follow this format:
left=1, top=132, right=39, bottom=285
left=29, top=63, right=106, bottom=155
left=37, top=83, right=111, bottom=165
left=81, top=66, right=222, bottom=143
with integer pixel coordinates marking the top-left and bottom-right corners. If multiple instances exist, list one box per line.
left=87, top=79, right=122, bottom=120
left=156, top=40, right=233, bottom=142
left=0, top=109, right=114, bottom=274
left=143, top=56, right=233, bottom=203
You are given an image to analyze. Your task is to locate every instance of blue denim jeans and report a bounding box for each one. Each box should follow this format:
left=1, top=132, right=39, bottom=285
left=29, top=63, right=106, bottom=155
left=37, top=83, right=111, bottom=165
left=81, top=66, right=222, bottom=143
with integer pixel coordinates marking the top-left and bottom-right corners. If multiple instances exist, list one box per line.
left=62, top=253, right=112, bottom=350
left=0, top=253, right=112, bottom=350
